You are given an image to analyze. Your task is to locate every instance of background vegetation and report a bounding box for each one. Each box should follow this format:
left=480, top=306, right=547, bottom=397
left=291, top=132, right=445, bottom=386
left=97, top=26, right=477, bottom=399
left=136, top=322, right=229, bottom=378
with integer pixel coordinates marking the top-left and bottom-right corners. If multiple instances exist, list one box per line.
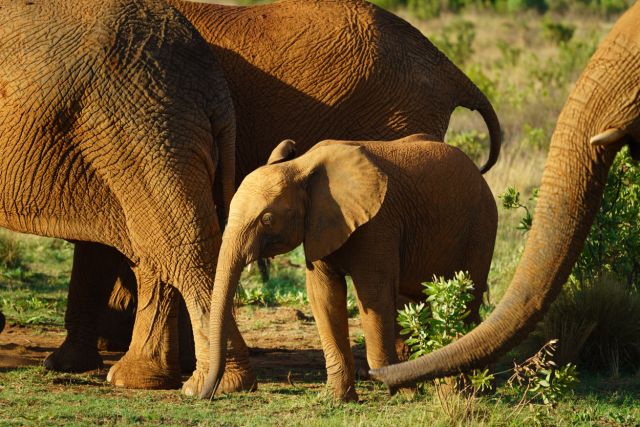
left=2, top=1, right=640, bottom=425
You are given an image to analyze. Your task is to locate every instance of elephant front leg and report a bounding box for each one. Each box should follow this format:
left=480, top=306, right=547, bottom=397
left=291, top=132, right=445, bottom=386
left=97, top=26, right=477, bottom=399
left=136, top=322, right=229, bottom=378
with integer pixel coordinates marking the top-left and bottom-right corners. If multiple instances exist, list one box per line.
left=306, top=262, right=357, bottom=402
left=107, top=267, right=181, bottom=389
left=45, top=242, right=124, bottom=373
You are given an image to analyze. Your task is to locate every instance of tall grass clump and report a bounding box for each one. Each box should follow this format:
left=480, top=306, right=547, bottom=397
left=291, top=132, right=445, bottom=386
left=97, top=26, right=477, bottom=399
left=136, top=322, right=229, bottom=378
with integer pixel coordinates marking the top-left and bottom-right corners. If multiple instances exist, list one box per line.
left=0, top=233, right=26, bottom=271
left=537, top=276, right=640, bottom=376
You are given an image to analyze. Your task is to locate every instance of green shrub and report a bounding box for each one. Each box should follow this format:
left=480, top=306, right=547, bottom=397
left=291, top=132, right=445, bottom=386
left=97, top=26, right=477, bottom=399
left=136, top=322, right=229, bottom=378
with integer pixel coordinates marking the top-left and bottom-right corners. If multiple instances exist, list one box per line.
left=521, top=124, right=548, bottom=150
left=408, top=0, right=442, bottom=18
left=369, top=0, right=405, bottom=10
left=541, top=19, right=575, bottom=44
left=495, top=0, right=548, bottom=13
left=397, top=272, right=475, bottom=358
left=573, top=148, right=640, bottom=286
left=431, top=20, right=476, bottom=66
left=446, top=130, right=487, bottom=163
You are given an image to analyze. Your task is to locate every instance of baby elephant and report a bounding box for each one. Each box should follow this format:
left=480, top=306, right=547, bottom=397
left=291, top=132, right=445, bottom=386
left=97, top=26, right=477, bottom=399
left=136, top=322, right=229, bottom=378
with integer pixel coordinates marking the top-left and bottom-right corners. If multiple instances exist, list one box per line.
left=202, top=134, right=497, bottom=401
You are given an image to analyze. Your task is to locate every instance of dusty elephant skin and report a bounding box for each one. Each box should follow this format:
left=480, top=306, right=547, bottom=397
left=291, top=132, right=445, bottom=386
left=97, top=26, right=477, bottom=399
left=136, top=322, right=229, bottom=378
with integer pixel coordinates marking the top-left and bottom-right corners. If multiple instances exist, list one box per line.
left=370, top=2, right=640, bottom=389
left=204, top=135, right=498, bottom=401
left=52, top=0, right=502, bottom=390
left=0, top=0, right=240, bottom=396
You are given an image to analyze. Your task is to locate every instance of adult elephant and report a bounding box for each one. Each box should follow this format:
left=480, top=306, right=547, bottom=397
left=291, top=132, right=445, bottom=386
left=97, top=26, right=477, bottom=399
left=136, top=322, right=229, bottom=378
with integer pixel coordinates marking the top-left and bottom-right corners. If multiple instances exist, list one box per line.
left=370, top=1, right=640, bottom=388
left=0, top=0, right=238, bottom=396
left=45, top=0, right=502, bottom=395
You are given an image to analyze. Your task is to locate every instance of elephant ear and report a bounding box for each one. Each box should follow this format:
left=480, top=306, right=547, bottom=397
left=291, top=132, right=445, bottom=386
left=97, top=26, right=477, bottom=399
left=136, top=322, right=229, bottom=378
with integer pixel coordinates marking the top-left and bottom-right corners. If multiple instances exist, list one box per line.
left=267, top=139, right=297, bottom=165
left=300, top=144, right=388, bottom=262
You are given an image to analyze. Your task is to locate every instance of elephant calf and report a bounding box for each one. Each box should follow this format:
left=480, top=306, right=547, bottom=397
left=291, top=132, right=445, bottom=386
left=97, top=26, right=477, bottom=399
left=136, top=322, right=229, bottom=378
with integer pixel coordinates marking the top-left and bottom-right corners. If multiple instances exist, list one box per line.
left=202, top=134, right=498, bottom=401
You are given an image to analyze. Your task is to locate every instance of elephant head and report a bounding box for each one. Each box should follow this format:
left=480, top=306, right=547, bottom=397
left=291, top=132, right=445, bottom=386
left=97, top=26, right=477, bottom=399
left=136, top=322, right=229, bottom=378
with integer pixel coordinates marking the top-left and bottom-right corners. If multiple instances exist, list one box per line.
left=198, top=140, right=387, bottom=398
left=369, top=3, right=640, bottom=388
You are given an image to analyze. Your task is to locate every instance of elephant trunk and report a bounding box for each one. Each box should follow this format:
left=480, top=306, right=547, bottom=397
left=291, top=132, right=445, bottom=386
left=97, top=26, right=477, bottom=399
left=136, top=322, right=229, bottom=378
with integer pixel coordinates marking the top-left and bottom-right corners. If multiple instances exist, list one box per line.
left=455, top=68, right=502, bottom=174
left=199, top=233, right=248, bottom=399
left=370, top=90, right=619, bottom=389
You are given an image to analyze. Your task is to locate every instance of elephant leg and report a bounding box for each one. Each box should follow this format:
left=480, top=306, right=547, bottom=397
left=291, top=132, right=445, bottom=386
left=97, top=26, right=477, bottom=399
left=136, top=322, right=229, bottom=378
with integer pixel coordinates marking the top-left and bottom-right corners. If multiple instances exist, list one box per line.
left=45, top=242, right=124, bottom=373
left=351, top=258, right=399, bottom=378
left=355, top=293, right=414, bottom=380
left=464, top=220, right=494, bottom=327
left=306, top=262, right=356, bottom=402
left=107, top=266, right=181, bottom=389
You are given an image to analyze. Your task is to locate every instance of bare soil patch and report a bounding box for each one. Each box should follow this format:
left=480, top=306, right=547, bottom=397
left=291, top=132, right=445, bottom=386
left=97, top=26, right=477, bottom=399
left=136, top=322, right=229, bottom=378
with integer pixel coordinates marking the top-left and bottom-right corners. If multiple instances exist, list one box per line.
left=0, top=306, right=366, bottom=388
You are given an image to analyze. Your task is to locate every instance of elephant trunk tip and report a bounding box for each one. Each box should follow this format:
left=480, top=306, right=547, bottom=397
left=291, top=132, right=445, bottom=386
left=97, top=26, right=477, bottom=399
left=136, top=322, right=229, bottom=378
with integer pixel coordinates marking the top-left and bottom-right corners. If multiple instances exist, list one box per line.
left=198, top=370, right=223, bottom=400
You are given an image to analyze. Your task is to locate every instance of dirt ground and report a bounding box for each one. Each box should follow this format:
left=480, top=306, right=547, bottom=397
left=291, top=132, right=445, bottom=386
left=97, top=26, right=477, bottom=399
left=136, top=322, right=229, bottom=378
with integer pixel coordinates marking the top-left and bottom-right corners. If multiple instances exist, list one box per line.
left=0, top=306, right=367, bottom=388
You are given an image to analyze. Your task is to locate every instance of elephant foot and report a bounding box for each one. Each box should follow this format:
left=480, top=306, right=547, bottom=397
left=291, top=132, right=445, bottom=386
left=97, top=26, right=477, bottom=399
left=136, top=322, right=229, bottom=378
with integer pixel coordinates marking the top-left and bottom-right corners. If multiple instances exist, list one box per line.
left=107, top=353, right=180, bottom=389
left=330, top=383, right=358, bottom=402
left=182, top=364, right=257, bottom=397
left=327, top=376, right=358, bottom=402
left=44, top=339, right=103, bottom=372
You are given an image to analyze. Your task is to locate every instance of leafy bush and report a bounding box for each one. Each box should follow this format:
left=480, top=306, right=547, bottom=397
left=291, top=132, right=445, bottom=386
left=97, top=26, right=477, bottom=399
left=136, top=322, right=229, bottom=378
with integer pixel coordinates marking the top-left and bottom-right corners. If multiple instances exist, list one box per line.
left=573, top=148, right=640, bottom=286
left=521, top=124, right=548, bottom=150
left=431, top=20, right=476, bottom=66
left=446, top=130, right=487, bottom=162
left=397, top=272, right=475, bottom=358
left=507, top=340, right=578, bottom=407
left=541, top=18, right=575, bottom=44
left=495, top=0, right=549, bottom=13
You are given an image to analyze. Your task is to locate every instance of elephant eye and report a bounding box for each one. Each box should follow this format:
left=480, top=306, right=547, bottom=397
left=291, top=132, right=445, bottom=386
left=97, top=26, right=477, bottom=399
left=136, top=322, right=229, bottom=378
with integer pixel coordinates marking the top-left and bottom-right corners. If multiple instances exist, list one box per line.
left=261, top=212, right=274, bottom=227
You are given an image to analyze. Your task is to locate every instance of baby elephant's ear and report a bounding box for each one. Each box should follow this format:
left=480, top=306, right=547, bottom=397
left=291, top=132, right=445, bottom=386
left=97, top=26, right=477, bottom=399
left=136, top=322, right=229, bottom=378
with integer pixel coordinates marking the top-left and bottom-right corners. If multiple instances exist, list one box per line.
left=267, top=139, right=297, bottom=165
left=302, top=145, right=388, bottom=262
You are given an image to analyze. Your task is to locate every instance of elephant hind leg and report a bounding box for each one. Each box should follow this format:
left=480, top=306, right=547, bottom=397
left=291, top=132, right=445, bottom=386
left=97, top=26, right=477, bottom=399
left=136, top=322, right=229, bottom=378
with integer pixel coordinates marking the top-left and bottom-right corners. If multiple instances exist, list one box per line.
left=463, top=211, right=497, bottom=326
left=45, top=242, right=126, bottom=373
left=107, top=266, right=181, bottom=389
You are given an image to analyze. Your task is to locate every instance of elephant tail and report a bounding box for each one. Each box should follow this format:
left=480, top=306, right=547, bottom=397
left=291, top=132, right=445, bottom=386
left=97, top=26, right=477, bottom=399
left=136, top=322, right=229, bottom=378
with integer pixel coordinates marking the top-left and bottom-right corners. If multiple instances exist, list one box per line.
left=457, top=76, right=502, bottom=174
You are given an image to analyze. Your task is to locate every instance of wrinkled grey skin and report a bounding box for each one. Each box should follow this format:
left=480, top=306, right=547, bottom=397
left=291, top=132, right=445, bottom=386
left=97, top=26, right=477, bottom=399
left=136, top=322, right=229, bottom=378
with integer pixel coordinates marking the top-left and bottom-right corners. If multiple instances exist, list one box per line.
left=0, top=0, right=237, bottom=396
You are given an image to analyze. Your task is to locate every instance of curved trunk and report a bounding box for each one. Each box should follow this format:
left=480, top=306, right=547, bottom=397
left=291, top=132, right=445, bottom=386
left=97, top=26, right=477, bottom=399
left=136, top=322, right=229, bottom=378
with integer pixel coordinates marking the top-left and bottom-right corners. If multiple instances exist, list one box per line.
left=199, top=239, right=246, bottom=399
left=454, top=67, right=502, bottom=174
left=370, top=80, right=622, bottom=389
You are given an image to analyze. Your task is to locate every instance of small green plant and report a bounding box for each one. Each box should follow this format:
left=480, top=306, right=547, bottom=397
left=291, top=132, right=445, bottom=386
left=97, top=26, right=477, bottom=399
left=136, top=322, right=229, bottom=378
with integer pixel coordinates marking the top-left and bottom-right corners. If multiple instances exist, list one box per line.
left=541, top=18, right=575, bottom=44
left=432, top=20, right=476, bottom=66
left=0, top=234, right=25, bottom=270
left=446, top=130, right=487, bottom=163
left=507, top=340, right=578, bottom=408
left=397, top=272, right=475, bottom=358
left=521, top=124, right=547, bottom=150
left=499, top=186, right=538, bottom=232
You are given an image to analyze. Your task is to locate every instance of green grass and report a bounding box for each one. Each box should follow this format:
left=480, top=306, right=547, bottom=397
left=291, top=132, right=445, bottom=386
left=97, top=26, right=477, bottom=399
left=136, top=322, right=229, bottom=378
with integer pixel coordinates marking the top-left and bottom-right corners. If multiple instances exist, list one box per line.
left=0, top=368, right=638, bottom=426
left=0, top=231, right=72, bottom=327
